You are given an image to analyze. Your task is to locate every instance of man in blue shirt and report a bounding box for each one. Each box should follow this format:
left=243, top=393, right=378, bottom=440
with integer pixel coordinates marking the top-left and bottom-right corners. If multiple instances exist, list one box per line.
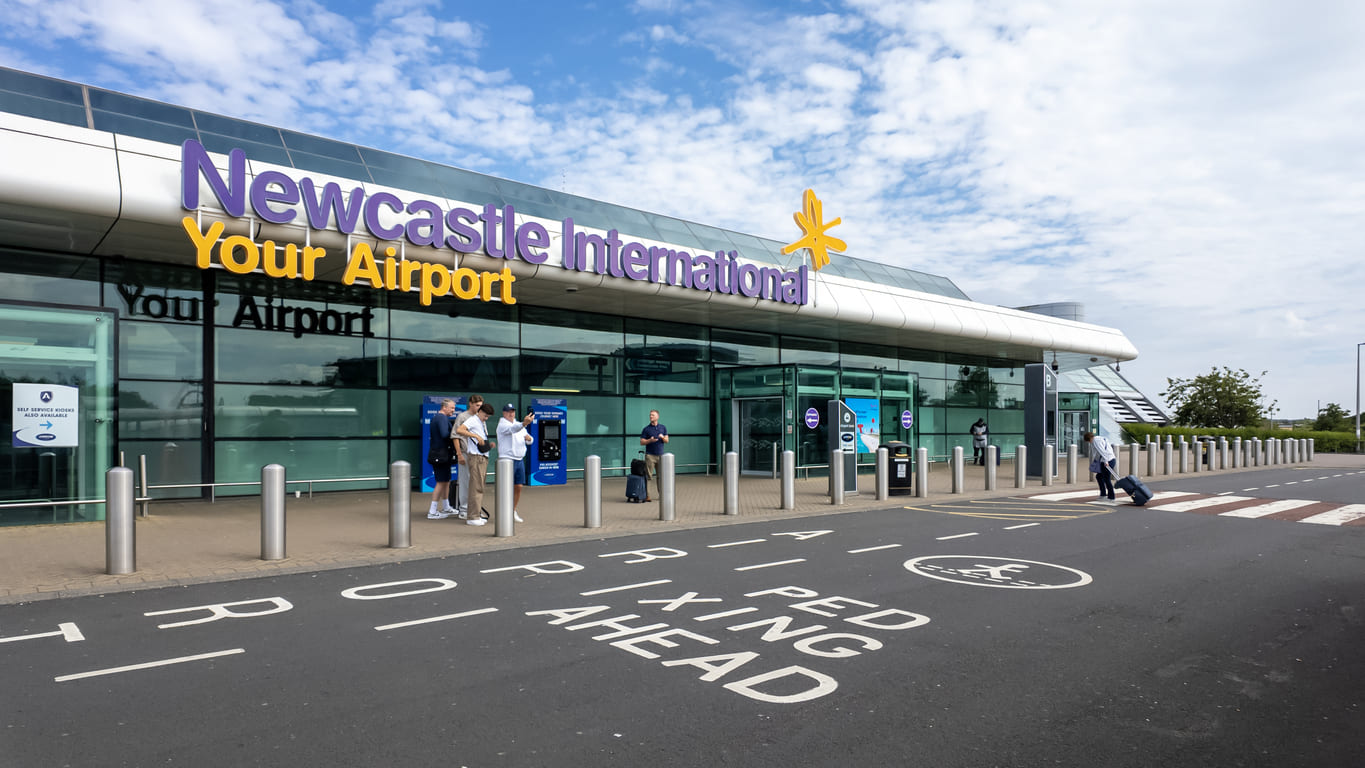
left=639, top=409, right=669, bottom=502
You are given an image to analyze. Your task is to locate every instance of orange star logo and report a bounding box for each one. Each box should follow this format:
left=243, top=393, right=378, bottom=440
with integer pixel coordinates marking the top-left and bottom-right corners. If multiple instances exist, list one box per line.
left=781, top=188, right=845, bottom=271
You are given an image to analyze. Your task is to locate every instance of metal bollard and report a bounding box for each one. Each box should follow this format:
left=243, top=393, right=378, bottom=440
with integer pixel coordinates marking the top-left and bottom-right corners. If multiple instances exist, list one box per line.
left=1015, top=445, right=1027, bottom=488
left=915, top=447, right=928, bottom=498
left=388, top=460, right=411, bottom=549
left=1042, top=445, right=1054, bottom=487
left=1178, top=443, right=1187, bottom=473
left=1128, top=444, right=1140, bottom=478
left=1163, top=440, right=1173, bottom=475
left=986, top=446, right=998, bottom=490
left=1308, top=438, right=1314, bottom=461
left=781, top=450, right=795, bottom=510
left=1232, top=437, right=1241, bottom=468
left=1146, top=443, right=1157, bottom=477
left=1067, top=444, right=1078, bottom=485
left=584, top=455, right=602, bottom=528
left=951, top=446, right=964, bottom=493
left=138, top=454, right=150, bottom=518
left=1252, top=438, right=1261, bottom=466
left=876, top=447, right=889, bottom=501
left=660, top=452, right=676, bottom=521
left=724, top=451, right=739, bottom=514
left=831, top=452, right=845, bottom=506
left=495, top=457, right=514, bottom=537
left=1218, top=438, right=1227, bottom=470
left=261, top=464, right=286, bottom=561
left=1193, top=441, right=1202, bottom=473
left=105, top=466, right=136, bottom=575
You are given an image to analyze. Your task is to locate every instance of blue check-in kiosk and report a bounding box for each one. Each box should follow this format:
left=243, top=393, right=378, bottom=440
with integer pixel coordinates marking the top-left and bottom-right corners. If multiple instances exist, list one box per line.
left=527, top=397, right=567, bottom=486
left=420, top=395, right=465, bottom=492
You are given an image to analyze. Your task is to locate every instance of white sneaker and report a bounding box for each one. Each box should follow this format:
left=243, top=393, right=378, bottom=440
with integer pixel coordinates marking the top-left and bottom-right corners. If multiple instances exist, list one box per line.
left=466, top=518, right=486, bottom=526
left=457, top=510, right=468, bottom=520
left=514, top=511, right=524, bottom=523
left=442, top=506, right=458, bottom=515
left=427, top=510, right=452, bottom=519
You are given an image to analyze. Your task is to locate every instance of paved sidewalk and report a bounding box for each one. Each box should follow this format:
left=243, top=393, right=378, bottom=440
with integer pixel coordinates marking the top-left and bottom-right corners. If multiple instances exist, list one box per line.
left=2, top=452, right=1352, bottom=604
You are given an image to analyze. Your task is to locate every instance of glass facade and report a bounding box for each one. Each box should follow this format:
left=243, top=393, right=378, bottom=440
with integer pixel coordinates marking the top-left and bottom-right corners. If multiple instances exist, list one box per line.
left=0, top=247, right=1032, bottom=521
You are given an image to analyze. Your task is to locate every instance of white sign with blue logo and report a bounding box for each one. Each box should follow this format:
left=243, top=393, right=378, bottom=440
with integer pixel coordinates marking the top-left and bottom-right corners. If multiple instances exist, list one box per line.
left=12, top=384, right=79, bottom=447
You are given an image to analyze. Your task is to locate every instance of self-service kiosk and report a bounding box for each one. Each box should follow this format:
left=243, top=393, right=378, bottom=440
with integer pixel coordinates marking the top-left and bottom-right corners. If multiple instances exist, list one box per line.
left=527, top=397, right=567, bottom=486
left=827, top=399, right=858, bottom=496
left=1024, top=363, right=1059, bottom=478
left=420, top=395, right=466, bottom=492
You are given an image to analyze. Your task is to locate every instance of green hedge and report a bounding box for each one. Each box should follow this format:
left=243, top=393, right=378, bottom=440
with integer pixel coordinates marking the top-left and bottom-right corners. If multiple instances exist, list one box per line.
left=1121, top=424, right=1358, bottom=453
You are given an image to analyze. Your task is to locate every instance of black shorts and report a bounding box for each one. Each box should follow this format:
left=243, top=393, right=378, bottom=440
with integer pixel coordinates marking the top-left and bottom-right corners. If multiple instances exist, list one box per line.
left=429, top=460, right=452, bottom=483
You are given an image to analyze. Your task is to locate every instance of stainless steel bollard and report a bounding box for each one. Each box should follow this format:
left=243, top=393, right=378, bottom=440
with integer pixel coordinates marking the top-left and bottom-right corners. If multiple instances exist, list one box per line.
left=1128, top=444, right=1140, bottom=478
left=138, top=454, right=150, bottom=518
left=1042, top=445, right=1054, bottom=486
left=831, top=452, right=845, bottom=506
left=1015, top=445, right=1027, bottom=488
left=1068, top=444, right=1078, bottom=485
left=876, top=447, right=889, bottom=501
left=724, top=451, right=739, bottom=514
left=1146, top=443, right=1157, bottom=476
left=388, top=460, right=411, bottom=549
left=1308, top=438, right=1314, bottom=461
left=1232, top=437, right=1241, bottom=468
left=986, top=446, right=998, bottom=490
left=781, top=450, right=795, bottom=510
left=261, top=464, right=286, bottom=561
left=771, top=442, right=779, bottom=480
left=1252, top=438, right=1261, bottom=466
left=1178, top=443, right=1188, bottom=473
left=495, top=457, right=514, bottom=537
left=105, top=466, right=136, bottom=575
left=584, top=455, right=602, bottom=528
left=951, top=446, right=964, bottom=493
left=1192, top=441, right=1202, bottom=473
left=915, top=447, right=928, bottom=498
left=660, top=452, right=676, bottom=521
left=1163, top=440, right=1173, bottom=475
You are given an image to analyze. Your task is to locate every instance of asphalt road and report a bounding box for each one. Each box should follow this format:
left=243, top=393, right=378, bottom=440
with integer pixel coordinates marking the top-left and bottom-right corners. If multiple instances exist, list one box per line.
left=2, top=498, right=1363, bottom=767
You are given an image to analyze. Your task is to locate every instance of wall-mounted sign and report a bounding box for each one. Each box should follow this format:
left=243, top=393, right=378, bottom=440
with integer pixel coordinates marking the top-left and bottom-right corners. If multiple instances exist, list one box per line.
left=12, top=384, right=78, bottom=447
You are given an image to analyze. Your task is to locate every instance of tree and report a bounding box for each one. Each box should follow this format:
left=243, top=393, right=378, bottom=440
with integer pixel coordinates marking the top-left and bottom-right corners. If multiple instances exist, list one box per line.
left=1313, top=403, right=1353, bottom=432
left=1161, top=367, right=1276, bottom=428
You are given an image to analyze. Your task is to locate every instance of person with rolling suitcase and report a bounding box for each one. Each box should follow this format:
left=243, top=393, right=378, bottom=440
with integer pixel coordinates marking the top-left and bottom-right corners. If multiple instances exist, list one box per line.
left=1083, top=431, right=1117, bottom=501
left=638, top=409, right=669, bottom=502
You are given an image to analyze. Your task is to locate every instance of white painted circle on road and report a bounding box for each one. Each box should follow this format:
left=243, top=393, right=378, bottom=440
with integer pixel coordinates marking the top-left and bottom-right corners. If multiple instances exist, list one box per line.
left=903, top=555, right=1093, bottom=590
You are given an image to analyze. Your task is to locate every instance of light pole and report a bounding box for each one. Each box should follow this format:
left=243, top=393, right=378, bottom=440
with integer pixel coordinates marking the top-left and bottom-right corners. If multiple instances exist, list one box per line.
left=1357, top=342, right=1364, bottom=452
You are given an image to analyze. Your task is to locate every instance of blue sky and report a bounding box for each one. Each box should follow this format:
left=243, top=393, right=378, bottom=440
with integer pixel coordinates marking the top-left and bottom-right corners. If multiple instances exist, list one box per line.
left=4, top=0, right=1365, bottom=420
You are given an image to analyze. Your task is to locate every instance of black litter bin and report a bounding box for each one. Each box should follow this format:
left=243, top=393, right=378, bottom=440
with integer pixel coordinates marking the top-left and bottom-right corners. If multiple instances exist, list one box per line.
left=882, top=442, right=913, bottom=495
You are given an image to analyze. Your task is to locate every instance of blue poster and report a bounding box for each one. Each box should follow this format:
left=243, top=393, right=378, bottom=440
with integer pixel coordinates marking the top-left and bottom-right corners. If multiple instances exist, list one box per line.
left=845, top=397, right=881, bottom=454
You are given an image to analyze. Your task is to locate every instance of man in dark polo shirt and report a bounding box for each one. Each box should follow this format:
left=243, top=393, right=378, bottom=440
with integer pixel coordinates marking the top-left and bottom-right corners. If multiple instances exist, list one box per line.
left=639, top=409, right=669, bottom=502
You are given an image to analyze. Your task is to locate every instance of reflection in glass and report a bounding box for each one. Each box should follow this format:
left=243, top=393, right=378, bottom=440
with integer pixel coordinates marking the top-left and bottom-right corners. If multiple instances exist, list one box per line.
left=215, top=327, right=385, bottom=387
left=214, top=385, right=387, bottom=438
left=389, top=341, right=517, bottom=391
left=119, top=381, right=202, bottom=439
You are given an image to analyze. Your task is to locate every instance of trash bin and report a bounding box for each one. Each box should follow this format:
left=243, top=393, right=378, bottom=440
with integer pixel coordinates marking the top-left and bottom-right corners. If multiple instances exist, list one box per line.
left=883, top=442, right=913, bottom=495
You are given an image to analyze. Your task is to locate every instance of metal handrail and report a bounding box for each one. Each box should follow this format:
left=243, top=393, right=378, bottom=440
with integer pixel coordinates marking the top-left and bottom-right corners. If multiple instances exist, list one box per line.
left=0, top=495, right=153, bottom=510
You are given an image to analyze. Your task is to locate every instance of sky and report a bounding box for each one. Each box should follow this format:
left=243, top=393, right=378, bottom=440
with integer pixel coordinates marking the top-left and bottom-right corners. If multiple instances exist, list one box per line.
left=3, top=0, right=1363, bottom=421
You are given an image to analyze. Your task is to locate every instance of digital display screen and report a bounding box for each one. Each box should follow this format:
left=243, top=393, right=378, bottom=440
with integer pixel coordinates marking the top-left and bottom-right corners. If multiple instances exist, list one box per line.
left=542, top=423, right=560, bottom=441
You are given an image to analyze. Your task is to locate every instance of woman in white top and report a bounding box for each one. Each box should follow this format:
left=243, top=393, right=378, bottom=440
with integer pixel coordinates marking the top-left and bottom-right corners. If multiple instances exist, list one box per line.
left=1084, top=431, right=1117, bottom=501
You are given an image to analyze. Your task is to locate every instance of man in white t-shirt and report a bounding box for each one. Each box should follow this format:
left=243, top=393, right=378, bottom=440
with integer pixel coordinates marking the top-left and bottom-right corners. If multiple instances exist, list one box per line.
left=455, top=402, right=495, bottom=526
left=450, top=394, right=484, bottom=517
left=496, top=403, right=536, bottom=522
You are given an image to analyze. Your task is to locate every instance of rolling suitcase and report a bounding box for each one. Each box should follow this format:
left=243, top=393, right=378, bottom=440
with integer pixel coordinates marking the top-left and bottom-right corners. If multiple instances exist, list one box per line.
left=1114, top=474, right=1152, bottom=506
left=626, top=474, right=648, bottom=503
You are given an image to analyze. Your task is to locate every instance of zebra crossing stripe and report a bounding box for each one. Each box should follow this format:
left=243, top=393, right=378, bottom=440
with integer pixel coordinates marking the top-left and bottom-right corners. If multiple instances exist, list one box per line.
left=1218, top=499, right=1317, bottom=519
left=1298, top=504, right=1365, bottom=526
left=1147, top=496, right=1254, bottom=513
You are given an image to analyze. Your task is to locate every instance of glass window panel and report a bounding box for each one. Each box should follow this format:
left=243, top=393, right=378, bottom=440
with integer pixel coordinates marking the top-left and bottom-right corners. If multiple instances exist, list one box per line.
left=389, top=340, right=517, bottom=392
left=782, top=336, right=839, bottom=366
left=882, top=372, right=914, bottom=397
left=562, top=395, right=623, bottom=437
left=521, top=306, right=622, bottom=354
left=91, top=111, right=199, bottom=144
left=389, top=437, right=420, bottom=477
left=285, top=150, right=372, bottom=181
left=0, top=69, right=84, bottom=102
left=649, top=216, right=700, bottom=245
left=900, top=352, right=946, bottom=380
left=840, top=371, right=879, bottom=397
left=197, top=134, right=293, bottom=167
left=626, top=359, right=707, bottom=397
left=121, top=321, right=202, bottom=380
left=88, top=90, right=194, bottom=126
left=996, top=383, right=1025, bottom=409
left=105, top=262, right=204, bottom=325
left=389, top=293, right=517, bottom=346
left=522, top=350, right=619, bottom=395
left=366, top=165, right=449, bottom=199
left=730, top=366, right=788, bottom=397
left=988, top=408, right=1025, bottom=434
left=0, top=250, right=99, bottom=305
left=841, top=341, right=899, bottom=371
left=661, top=435, right=712, bottom=474
left=917, top=378, right=946, bottom=406
left=711, top=328, right=778, bottom=366
left=852, top=258, right=895, bottom=282
left=214, top=437, right=388, bottom=494
left=214, top=385, right=387, bottom=438
left=280, top=130, right=364, bottom=162
left=569, top=435, right=627, bottom=477
left=625, top=398, right=710, bottom=436
left=683, top=221, right=736, bottom=254
left=118, top=438, right=202, bottom=499
left=192, top=112, right=283, bottom=144
left=0, top=91, right=87, bottom=126
left=119, top=381, right=202, bottom=439
left=797, top=367, right=839, bottom=397
left=428, top=164, right=506, bottom=207
left=216, top=327, right=385, bottom=387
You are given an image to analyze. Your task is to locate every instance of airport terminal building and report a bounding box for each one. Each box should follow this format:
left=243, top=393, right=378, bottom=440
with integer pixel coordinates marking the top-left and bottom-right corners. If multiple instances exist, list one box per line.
left=0, top=66, right=1138, bottom=525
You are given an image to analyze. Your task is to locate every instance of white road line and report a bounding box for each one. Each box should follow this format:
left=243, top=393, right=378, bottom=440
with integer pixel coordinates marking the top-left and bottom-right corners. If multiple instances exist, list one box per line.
left=1003, top=523, right=1040, bottom=530
left=1285, top=481, right=1298, bottom=485
left=55, top=649, right=245, bottom=683
left=579, top=580, right=672, bottom=596
left=374, top=607, right=499, bottom=631
left=1148, top=496, right=1255, bottom=513
left=708, top=539, right=766, bottom=548
left=1218, top=499, right=1317, bottom=519
left=1265, top=484, right=1280, bottom=488
left=734, top=559, right=806, bottom=571
left=936, top=532, right=978, bottom=540
left=693, top=607, right=759, bottom=621
left=1028, top=490, right=1109, bottom=501
left=1217, top=491, right=1236, bottom=496
left=1299, top=504, right=1365, bottom=526
left=848, top=544, right=902, bottom=553
left=1242, top=488, right=1259, bottom=492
